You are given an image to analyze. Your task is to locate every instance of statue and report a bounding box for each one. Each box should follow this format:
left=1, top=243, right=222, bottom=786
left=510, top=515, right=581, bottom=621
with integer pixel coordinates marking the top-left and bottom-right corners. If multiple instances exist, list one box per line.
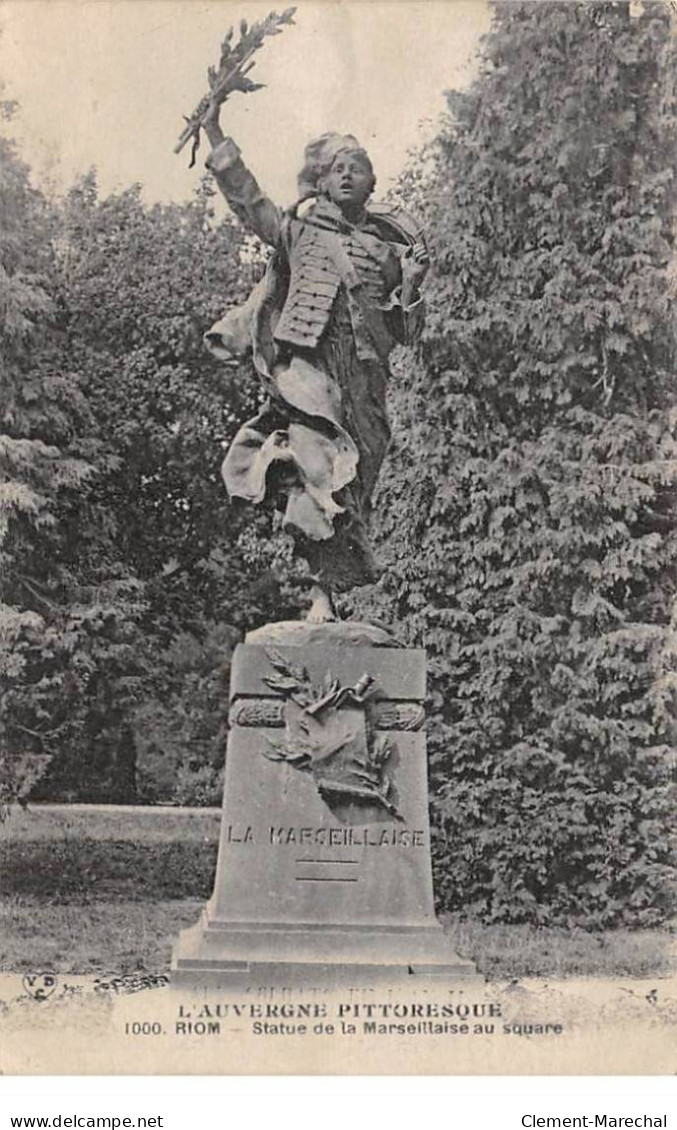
left=195, top=32, right=429, bottom=623
left=171, top=17, right=476, bottom=991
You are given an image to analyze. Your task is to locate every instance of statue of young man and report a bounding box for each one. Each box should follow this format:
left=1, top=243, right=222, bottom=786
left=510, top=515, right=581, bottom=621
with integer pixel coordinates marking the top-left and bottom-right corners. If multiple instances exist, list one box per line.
left=202, top=102, right=429, bottom=623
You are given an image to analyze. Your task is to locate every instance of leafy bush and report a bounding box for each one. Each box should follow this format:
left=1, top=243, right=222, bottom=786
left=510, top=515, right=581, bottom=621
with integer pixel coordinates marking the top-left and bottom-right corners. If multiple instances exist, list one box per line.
left=133, top=623, right=235, bottom=805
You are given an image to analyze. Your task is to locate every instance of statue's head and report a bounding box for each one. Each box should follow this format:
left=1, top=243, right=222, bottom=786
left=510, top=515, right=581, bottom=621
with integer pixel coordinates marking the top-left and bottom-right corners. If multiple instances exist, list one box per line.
left=297, top=133, right=376, bottom=211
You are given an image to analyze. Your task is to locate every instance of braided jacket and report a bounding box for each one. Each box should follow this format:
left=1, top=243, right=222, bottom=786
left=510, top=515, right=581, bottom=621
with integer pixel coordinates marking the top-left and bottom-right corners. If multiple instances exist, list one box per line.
left=204, top=137, right=426, bottom=591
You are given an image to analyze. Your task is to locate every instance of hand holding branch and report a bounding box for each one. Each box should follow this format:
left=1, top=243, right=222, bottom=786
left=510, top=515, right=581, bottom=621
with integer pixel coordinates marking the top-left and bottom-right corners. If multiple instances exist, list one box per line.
left=402, top=241, right=431, bottom=303
left=175, top=8, right=296, bottom=167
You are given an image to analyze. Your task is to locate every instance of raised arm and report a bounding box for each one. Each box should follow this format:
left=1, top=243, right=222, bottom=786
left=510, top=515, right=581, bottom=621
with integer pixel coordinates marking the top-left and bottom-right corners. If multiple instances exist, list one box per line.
left=203, top=106, right=283, bottom=248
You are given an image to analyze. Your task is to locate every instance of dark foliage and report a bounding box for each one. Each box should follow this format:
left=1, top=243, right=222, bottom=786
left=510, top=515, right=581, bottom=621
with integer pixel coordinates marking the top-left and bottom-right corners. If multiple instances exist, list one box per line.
left=0, top=131, right=147, bottom=810
left=1, top=151, right=301, bottom=805
left=355, top=1, right=677, bottom=927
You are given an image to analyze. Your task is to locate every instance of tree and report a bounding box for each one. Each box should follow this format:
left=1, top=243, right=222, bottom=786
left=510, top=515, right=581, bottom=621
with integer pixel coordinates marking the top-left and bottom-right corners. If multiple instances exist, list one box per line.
left=357, top=1, right=676, bottom=926
left=37, top=173, right=300, bottom=802
left=0, top=120, right=145, bottom=808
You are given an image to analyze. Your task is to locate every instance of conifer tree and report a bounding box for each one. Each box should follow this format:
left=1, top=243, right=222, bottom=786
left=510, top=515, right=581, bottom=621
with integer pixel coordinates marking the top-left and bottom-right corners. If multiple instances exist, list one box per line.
left=361, top=1, right=676, bottom=925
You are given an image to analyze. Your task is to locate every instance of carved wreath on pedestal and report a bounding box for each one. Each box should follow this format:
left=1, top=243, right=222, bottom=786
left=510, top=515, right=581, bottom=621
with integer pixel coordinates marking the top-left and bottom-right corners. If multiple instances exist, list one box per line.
left=259, top=648, right=402, bottom=819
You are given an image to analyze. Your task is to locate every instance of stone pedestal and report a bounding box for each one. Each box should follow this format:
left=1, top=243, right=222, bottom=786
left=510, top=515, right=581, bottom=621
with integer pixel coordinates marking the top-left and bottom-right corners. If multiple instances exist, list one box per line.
left=172, top=634, right=476, bottom=986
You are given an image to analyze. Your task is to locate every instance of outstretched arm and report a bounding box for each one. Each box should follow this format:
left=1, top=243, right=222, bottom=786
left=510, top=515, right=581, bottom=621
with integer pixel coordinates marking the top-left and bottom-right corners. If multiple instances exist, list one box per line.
left=203, top=102, right=283, bottom=247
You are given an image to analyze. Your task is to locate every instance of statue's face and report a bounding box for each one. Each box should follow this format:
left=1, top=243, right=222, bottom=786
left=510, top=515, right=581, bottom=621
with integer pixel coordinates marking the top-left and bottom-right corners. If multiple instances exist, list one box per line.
left=321, top=151, right=374, bottom=210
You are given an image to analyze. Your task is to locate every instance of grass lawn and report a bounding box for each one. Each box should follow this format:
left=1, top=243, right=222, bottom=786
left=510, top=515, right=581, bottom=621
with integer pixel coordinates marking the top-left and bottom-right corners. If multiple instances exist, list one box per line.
left=0, top=804, right=222, bottom=843
left=2, top=804, right=674, bottom=981
left=2, top=898, right=673, bottom=981
left=0, top=897, right=203, bottom=975
left=1, top=804, right=221, bottom=902
left=440, top=914, right=674, bottom=981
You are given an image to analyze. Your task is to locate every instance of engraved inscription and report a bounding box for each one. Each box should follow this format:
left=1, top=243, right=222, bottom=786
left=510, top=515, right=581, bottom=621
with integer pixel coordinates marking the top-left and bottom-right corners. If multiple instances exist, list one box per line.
left=268, top=826, right=425, bottom=847
left=225, top=824, right=254, bottom=843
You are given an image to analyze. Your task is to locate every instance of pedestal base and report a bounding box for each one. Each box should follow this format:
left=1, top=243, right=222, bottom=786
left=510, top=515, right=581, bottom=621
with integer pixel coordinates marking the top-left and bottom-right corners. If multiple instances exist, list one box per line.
left=171, top=638, right=478, bottom=988
left=172, top=914, right=479, bottom=988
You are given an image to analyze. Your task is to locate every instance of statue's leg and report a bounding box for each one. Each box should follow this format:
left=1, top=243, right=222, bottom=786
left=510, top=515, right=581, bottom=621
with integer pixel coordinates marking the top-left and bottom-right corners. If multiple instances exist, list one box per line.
left=307, top=582, right=337, bottom=623
left=297, top=486, right=380, bottom=622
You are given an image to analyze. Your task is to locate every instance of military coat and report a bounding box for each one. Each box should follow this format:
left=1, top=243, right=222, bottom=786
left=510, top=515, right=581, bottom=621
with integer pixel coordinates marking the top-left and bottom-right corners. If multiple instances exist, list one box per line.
left=205, top=136, right=426, bottom=592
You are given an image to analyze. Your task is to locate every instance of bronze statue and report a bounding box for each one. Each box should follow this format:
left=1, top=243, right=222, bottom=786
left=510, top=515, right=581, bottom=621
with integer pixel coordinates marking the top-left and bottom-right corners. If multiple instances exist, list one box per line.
left=202, top=103, right=429, bottom=622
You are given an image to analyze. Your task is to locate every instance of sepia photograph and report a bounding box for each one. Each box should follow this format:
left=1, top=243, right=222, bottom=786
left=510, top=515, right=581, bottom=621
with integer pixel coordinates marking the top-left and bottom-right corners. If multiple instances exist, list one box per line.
left=0, top=0, right=675, bottom=1079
